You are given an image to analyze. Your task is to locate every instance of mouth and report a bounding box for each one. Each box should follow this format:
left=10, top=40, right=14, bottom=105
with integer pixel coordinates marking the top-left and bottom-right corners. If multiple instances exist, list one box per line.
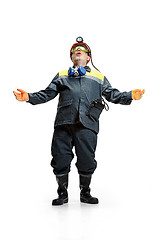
left=76, top=51, right=81, bottom=56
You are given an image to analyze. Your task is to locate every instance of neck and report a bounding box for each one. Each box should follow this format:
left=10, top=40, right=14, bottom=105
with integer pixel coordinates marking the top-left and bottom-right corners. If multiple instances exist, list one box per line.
left=74, top=62, right=87, bottom=68
left=73, top=59, right=87, bottom=68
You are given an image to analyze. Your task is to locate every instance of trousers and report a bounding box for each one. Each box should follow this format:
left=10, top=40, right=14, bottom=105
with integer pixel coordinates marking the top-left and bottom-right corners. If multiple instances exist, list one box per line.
left=50, top=123, right=97, bottom=176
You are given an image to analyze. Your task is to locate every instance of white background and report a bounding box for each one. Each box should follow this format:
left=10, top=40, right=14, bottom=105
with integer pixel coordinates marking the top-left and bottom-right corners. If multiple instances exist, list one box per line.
left=0, top=0, right=160, bottom=239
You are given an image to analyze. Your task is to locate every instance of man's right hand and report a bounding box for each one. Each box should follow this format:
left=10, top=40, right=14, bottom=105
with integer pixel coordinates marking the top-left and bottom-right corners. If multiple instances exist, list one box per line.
left=13, top=89, right=29, bottom=101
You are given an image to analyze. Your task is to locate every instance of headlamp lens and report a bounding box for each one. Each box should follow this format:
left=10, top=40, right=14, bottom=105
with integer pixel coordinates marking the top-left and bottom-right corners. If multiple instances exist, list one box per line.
left=71, top=45, right=88, bottom=54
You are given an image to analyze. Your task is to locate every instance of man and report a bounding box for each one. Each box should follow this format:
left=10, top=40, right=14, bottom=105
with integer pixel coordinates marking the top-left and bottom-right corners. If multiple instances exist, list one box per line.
left=13, top=37, right=145, bottom=205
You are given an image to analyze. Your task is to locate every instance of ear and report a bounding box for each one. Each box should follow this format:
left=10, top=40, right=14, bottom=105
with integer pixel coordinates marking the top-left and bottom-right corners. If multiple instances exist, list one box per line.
left=87, top=56, right=91, bottom=63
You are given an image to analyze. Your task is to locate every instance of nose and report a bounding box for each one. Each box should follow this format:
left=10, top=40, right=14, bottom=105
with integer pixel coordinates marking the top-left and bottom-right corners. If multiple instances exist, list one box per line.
left=75, top=48, right=82, bottom=54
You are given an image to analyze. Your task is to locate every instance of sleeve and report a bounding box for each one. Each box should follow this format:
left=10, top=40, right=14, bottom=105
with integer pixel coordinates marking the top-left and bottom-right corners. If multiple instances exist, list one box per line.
left=27, top=73, right=59, bottom=105
left=102, top=76, right=132, bottom=105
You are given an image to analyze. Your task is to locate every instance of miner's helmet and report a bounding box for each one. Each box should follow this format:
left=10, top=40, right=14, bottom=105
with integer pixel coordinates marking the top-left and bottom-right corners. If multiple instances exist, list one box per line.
left=70, top=36, right=100, bottom=72
left=70, top=37, right=91, bottom=59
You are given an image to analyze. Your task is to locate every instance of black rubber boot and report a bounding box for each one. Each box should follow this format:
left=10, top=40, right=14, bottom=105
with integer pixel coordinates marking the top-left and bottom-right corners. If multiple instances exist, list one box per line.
left=52, top=174, right=68, bottom=206
left=80, top=174, right=99, bottom=204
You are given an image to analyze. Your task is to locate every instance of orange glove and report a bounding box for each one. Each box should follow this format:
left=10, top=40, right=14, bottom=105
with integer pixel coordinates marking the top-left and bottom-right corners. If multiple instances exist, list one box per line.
left=13, top=89, right=29, bottom=101
left=132, top=89, right=145, bottom=100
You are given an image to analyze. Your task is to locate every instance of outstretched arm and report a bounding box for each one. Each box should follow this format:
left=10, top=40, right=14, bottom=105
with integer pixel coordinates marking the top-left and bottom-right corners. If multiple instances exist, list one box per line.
left=13, top=73, right=59, bottom=105
left=102, top=76, right=145, bottom=104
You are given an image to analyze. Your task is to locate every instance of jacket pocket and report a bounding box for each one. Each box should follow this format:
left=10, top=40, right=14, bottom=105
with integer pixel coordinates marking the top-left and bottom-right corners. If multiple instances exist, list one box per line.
left=56, top=99, right=73, bottom=122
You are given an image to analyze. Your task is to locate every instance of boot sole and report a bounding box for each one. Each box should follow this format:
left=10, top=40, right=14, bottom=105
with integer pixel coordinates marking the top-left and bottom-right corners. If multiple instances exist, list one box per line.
left=52, top=198, right=68, bottom=206
left=80, top=197, right=99, bottom=204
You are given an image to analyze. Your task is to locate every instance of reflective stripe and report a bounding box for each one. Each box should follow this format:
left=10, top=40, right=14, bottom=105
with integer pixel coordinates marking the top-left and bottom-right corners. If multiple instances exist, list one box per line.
left=84, top=75, right=103, bottom=85
left=59, top=69, right=104, bottom=82
left=59, top=70, right=68, bottom=76
left=86, top=70, right=104, bottom=82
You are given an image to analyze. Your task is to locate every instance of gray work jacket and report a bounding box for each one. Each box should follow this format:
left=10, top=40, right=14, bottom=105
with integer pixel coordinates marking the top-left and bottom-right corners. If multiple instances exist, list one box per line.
left=28, top=66, right=132, bottom=133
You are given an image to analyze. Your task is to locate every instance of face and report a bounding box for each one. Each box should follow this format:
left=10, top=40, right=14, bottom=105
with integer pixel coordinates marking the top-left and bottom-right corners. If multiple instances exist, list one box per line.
left=71, top=47, right=90, bottom=67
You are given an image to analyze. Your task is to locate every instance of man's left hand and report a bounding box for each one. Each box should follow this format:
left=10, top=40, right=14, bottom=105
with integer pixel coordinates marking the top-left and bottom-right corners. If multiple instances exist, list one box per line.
left=132, top=89, right=145, bottom=100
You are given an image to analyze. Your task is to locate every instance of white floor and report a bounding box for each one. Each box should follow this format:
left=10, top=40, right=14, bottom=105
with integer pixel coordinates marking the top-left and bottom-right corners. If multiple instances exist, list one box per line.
left=1, top=157, right=160, bottom=240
